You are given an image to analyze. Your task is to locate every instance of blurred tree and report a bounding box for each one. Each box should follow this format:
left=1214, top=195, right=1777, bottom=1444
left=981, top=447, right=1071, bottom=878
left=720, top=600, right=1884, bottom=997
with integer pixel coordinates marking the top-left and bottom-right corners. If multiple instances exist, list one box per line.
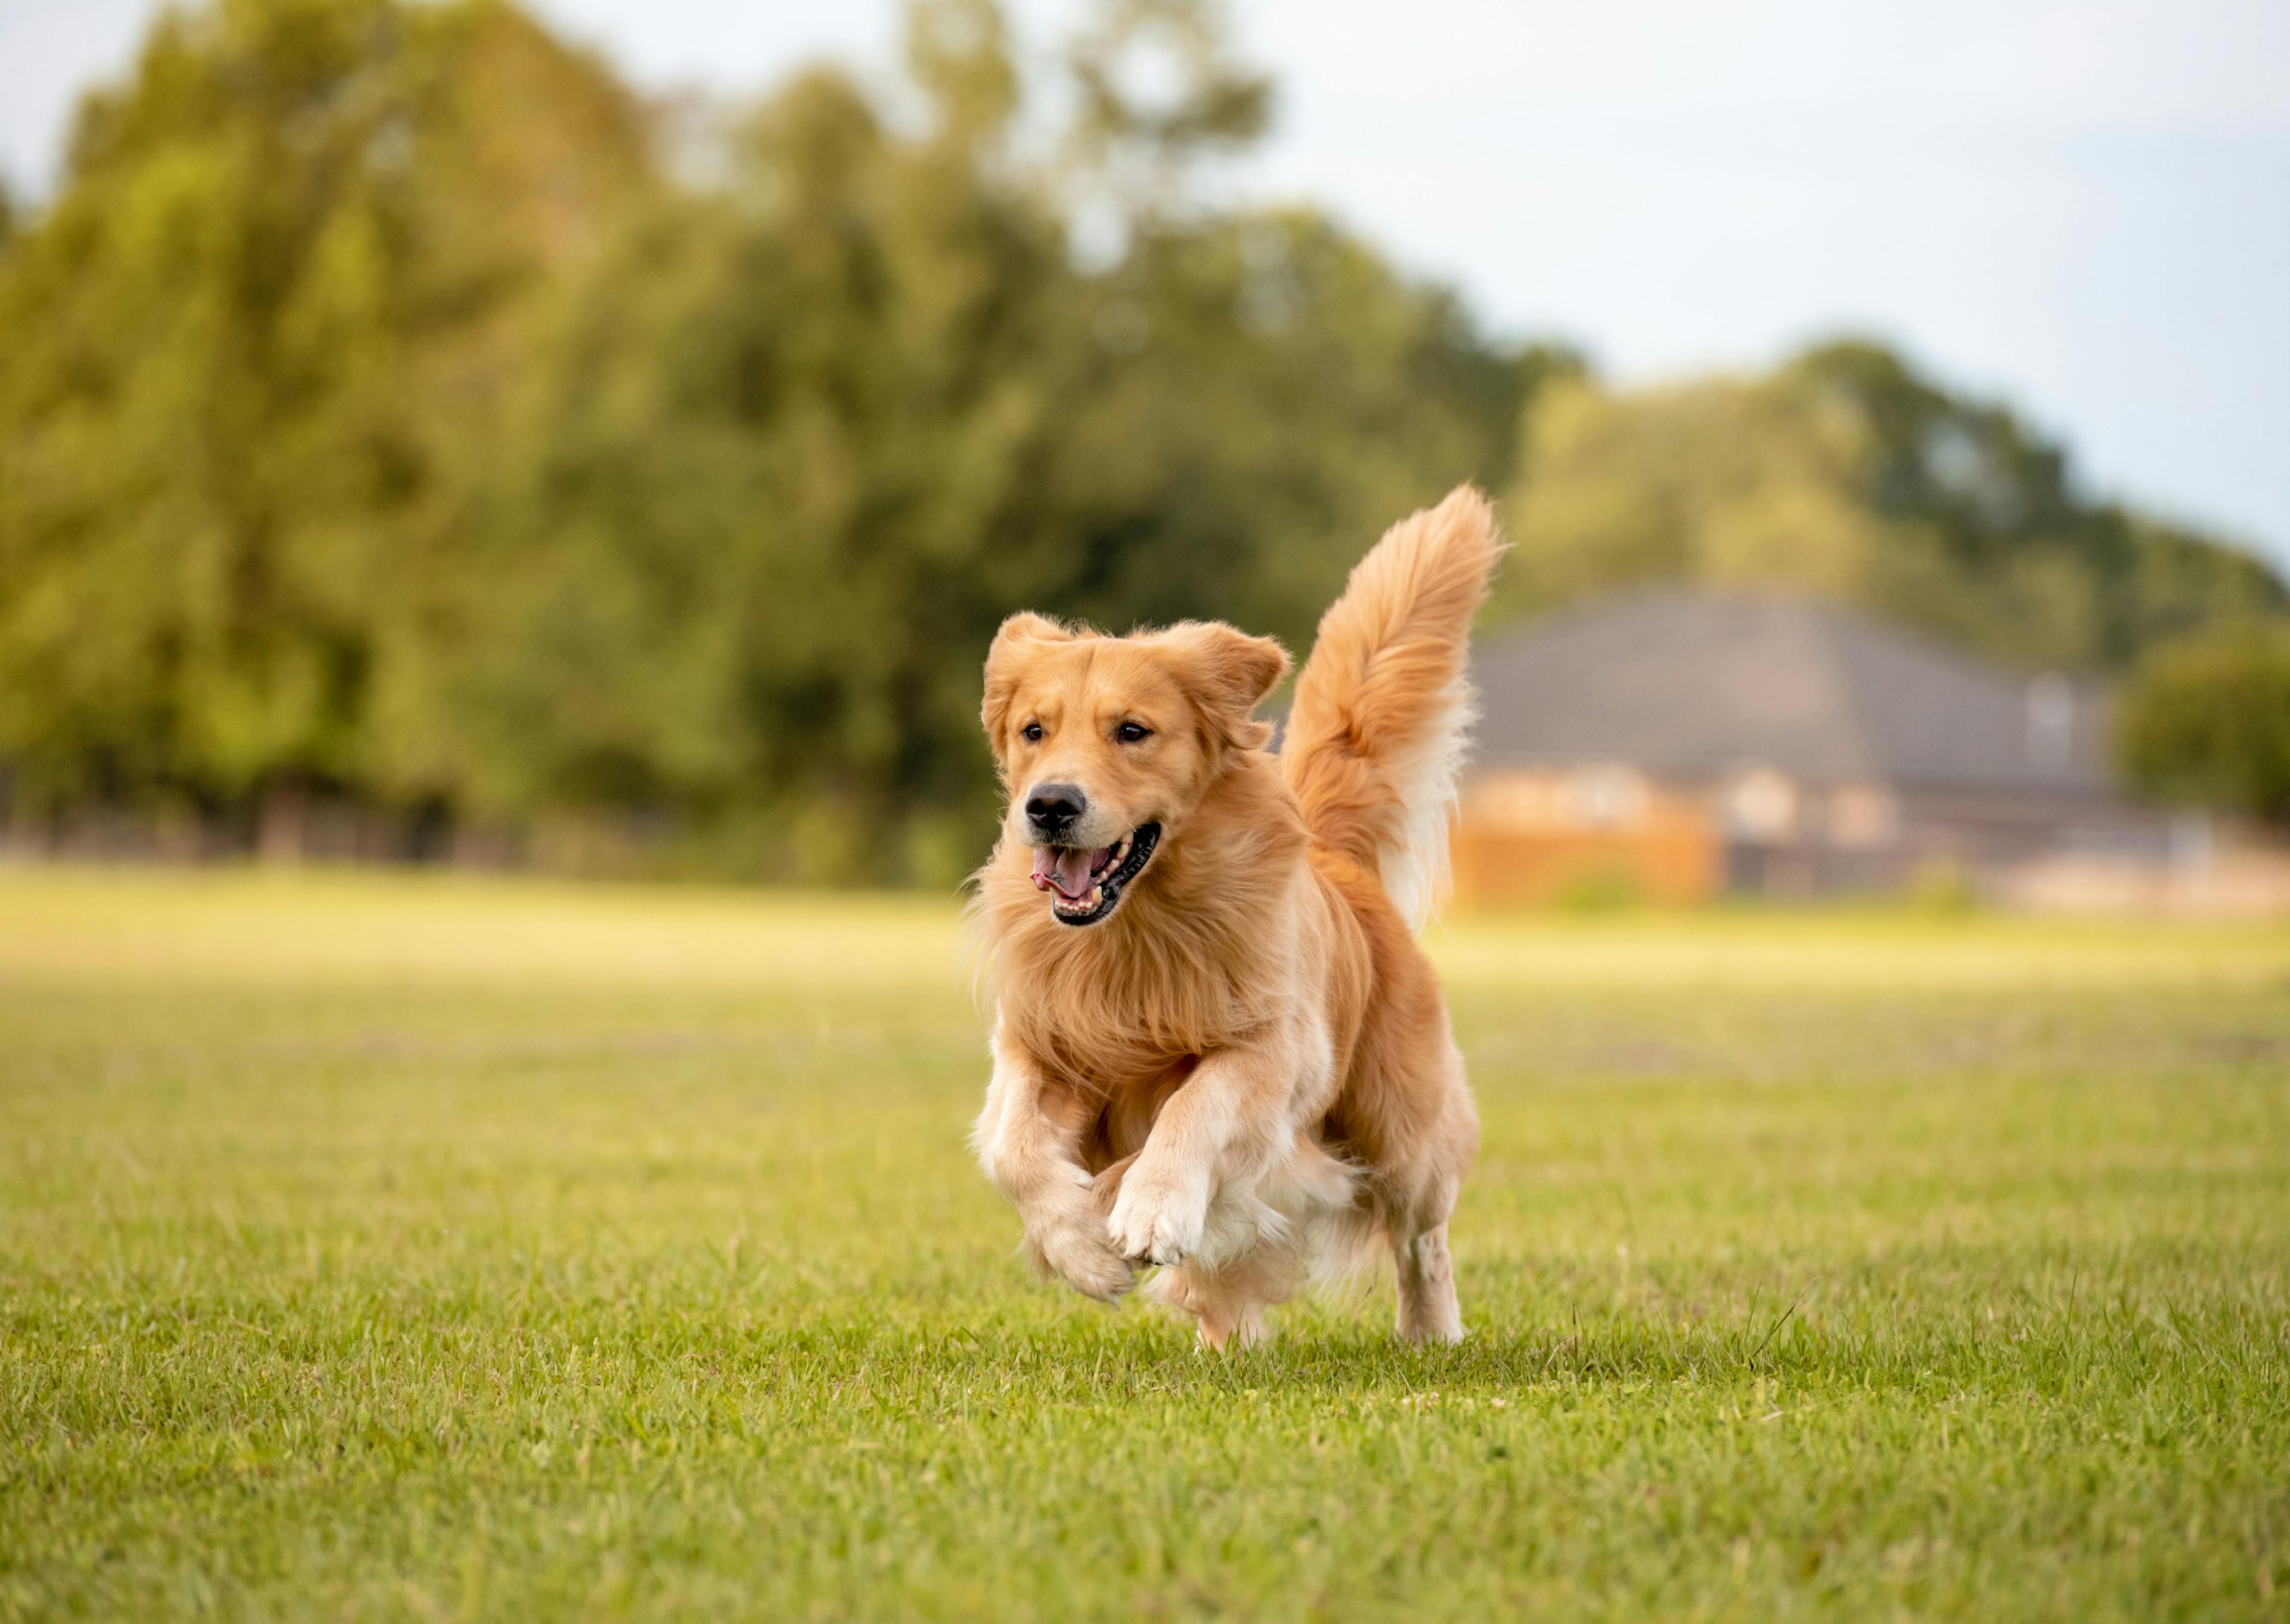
left=5, top=0, right=2271, bottom=876
left=1796, top=342, right=2286, bottom=665
left=2117, top=622, right=2290, bottom=828
left=432, top=0, right=1540, bottom=882
left=0, top=0, right=649, bottom=847
left=437, top=29, right=1082, bottom=879
left=1065, top=0, right=1271, bottom=225
left=1493, top=343, right=2284, bottom=672
left=1029, top=210, right=1536, bottom=653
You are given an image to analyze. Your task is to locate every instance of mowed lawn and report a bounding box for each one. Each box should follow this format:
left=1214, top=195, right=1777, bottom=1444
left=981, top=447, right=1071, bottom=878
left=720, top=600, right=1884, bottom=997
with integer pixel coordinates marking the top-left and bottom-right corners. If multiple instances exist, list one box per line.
left=3, top=872, right=2287, bottom=1622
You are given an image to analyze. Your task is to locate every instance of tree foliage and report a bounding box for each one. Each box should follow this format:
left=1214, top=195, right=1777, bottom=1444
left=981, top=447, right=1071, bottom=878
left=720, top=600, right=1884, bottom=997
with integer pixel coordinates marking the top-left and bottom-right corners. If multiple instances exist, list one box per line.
left=0, top=0, right=648, bottom=828
left=1493, top=343, right=2283, bottom=672
left=0, top=0, right=2280, bottom=874
left=2117, top=623, right=2290, bottom=828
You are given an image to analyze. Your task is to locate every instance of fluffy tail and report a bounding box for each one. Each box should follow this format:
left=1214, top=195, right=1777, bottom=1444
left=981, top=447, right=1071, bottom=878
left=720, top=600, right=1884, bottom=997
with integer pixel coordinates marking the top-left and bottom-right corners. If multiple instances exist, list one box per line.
left=1282, top=485, right=1505, bottom=926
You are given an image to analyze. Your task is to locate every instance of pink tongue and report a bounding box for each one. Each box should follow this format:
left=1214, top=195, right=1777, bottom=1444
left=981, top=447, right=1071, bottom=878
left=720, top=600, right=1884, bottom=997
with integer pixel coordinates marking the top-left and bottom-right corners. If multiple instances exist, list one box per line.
left=1032, top=844, right=1110, bottom=899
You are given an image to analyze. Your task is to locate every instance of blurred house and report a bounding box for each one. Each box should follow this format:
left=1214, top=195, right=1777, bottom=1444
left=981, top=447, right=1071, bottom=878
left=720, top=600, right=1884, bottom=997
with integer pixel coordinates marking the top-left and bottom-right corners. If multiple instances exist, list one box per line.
left=1454, top=592, right=2197, bottom=906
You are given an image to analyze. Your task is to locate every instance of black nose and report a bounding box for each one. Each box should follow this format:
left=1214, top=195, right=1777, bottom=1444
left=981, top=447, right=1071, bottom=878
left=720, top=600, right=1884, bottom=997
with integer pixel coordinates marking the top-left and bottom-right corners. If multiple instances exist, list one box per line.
left=1025, top=782, right=1087, bottom=839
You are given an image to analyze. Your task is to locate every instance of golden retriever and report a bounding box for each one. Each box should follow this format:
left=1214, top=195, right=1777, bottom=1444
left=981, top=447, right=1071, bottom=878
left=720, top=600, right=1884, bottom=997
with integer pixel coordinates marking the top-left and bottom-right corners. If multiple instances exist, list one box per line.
left=970, top=486, right=1502, bottom=1346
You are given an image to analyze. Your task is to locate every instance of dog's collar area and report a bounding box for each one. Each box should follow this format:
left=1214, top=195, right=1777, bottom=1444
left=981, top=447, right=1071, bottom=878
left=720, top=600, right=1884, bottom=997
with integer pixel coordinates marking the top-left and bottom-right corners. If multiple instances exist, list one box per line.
left=1032, top=822, right=1161, bottom=926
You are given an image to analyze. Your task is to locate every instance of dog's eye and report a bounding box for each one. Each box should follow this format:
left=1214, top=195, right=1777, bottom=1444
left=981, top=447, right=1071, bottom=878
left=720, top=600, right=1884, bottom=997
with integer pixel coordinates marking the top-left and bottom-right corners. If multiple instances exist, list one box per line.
left=1021, top=722, right=1044, bottom=743
left=1116, top=721, right=1152, bottom=743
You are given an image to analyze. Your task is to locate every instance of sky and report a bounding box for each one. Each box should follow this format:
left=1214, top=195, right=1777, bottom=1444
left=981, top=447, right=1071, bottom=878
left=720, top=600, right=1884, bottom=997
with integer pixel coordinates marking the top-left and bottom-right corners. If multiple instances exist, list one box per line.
left=4, top=0, right=2288, bottom=567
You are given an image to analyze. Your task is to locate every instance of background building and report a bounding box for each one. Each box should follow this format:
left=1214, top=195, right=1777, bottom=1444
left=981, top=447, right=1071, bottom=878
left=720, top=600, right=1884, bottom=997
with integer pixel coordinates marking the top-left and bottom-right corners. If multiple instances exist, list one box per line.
left=1454, top=592, right=2201, bottom=905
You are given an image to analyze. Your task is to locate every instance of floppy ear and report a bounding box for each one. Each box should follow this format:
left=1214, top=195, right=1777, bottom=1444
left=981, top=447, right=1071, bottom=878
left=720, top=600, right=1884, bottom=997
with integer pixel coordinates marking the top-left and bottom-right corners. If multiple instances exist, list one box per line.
left=981, top=612, right=1075, bottom=742
left=1161, top=621, right=1292, bottom=751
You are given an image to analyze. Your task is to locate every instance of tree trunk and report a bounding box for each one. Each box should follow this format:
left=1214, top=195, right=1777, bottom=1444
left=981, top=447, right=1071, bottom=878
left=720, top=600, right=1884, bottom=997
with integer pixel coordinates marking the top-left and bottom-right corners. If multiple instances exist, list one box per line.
left=257, top=778, right=310, bottom=866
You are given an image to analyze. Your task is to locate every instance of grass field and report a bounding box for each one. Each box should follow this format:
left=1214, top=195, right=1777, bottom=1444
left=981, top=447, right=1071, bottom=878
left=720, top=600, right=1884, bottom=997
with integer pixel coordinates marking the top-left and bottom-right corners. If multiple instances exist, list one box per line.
left=4, top=869, right=2288, bottom=1622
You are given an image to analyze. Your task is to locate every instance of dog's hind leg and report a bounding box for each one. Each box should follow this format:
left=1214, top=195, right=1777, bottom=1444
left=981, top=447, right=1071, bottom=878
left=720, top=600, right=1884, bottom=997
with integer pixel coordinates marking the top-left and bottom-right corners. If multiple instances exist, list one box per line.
left=1390, top=1217, right=1462, bottom=1344
left=1189, top=1272, right=1270, bottom=1351
left=1153, top=1259, right=1275, bottom=1350
left=1384, top=1036, right=1475, bottom=1344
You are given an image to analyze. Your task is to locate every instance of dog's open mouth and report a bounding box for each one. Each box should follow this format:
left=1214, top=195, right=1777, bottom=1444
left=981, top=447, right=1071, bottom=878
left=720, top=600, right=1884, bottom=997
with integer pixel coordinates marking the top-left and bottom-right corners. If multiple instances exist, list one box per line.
left=1030, top=822, right=1161, bottom=926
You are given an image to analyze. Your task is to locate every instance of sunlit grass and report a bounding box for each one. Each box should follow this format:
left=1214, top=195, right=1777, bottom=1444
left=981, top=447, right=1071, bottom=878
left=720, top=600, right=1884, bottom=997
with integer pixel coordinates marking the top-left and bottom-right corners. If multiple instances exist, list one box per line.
left=2, top=869, right=2286, bottom=1620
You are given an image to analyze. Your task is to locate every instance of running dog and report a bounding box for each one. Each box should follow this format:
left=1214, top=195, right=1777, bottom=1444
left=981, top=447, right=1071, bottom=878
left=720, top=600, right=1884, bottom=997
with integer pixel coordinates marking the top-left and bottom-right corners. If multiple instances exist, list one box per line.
left=971, top=486, right=1502, bottom=1346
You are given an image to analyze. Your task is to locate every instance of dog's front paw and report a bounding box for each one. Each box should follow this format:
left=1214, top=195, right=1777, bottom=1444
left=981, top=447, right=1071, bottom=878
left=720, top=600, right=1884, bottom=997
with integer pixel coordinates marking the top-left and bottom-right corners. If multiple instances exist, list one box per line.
left=1106, top=1166, right=1208, bottom=1267
left=1029, top=1218, right=1135, bottom=1304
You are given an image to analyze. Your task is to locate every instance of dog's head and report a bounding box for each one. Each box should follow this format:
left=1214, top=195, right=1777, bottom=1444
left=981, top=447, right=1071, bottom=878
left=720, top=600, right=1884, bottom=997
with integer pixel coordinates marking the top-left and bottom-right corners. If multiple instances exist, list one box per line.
left=981, top=613, right=1290, bottom=926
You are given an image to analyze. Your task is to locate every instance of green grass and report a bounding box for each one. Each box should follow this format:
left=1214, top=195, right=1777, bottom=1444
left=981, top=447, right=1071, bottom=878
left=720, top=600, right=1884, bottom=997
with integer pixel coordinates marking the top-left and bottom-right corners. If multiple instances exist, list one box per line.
left=4, top=869, right=2288, bottom=1622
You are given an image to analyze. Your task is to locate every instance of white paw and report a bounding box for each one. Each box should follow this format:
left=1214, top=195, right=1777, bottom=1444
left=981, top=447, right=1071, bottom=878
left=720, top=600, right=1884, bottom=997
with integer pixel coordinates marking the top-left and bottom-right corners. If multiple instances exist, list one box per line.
left=1029, top=1219, right=1134, bottom=1304
left=1106, top=1169, right=1208, bottom=1266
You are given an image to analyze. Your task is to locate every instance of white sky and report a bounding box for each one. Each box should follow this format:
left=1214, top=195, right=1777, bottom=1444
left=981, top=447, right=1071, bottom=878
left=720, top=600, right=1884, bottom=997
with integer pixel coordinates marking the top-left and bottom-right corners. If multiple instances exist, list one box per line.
left=4, top=0, right=2288, bottom=567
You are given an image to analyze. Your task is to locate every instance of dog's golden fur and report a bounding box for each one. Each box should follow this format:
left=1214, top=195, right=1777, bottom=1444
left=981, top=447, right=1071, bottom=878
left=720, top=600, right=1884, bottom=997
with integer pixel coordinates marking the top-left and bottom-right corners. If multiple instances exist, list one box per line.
left=971, top=486, right=1502, bottom=1345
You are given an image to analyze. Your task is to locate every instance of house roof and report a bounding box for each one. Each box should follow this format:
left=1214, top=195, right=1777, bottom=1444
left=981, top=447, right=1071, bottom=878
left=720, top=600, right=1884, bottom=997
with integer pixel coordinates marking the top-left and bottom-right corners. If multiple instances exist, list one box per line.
left=1468, top=591, right=2113, bottom=793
